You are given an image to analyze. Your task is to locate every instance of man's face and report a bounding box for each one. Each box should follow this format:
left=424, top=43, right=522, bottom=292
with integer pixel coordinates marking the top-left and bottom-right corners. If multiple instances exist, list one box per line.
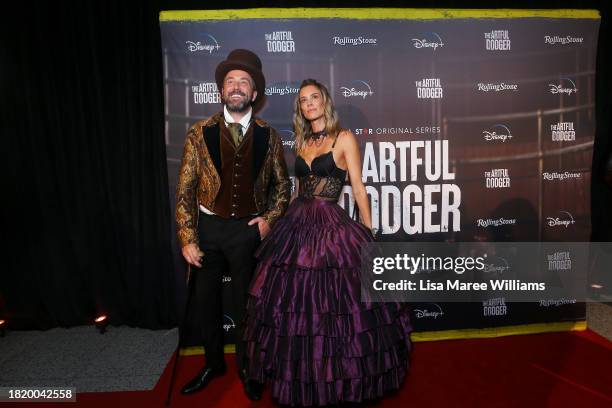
left=222, top=69, right=257, bottom=113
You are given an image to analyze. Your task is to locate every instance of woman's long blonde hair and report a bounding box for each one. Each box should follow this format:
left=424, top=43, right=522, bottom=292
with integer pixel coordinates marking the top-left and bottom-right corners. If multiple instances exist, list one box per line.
left=293, top=79, right=340, bottom=153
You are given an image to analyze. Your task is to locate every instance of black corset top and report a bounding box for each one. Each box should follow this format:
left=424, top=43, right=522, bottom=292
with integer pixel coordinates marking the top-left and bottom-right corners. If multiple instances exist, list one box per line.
left=295, top=151, right=347, bottom=201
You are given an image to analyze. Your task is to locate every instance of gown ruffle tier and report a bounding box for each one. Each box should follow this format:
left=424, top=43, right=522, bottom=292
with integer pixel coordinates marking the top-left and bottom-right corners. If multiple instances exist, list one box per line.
left=244, top=196, right=412, bottom=406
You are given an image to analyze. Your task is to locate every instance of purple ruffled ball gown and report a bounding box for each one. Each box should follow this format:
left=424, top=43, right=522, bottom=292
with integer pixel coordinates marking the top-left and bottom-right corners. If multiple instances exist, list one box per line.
left=244, top=150, right=412, bottom=406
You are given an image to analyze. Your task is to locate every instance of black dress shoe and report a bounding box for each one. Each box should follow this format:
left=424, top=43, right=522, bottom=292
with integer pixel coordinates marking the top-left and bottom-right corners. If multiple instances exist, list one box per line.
left=181, top=365, right=227, bottom=395
left=239, top=368, right=263, bottom=401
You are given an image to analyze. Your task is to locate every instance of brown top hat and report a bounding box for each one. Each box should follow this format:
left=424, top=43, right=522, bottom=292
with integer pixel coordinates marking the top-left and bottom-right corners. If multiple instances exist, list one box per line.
left=215, top=49, right=266, bottom=110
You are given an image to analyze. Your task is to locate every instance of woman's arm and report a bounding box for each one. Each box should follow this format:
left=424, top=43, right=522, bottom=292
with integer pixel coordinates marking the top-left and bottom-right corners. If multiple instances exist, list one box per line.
left=340, top=130, right=372, bottom=229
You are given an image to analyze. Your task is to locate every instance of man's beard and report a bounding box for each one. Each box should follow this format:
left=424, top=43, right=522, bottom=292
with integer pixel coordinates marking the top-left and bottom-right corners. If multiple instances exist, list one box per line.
left=224, top=92, right=252, bottom=113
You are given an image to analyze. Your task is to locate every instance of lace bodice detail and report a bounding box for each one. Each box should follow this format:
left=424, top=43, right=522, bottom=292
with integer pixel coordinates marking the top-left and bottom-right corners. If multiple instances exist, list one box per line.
left=298, top=173, right=344, bottom=200
left=295, top=151, right=347, bottom=201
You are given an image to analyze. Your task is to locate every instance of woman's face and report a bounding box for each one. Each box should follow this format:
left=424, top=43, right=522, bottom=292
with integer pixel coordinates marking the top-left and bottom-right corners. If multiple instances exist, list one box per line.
left=298, top=85, right=325, bottom=122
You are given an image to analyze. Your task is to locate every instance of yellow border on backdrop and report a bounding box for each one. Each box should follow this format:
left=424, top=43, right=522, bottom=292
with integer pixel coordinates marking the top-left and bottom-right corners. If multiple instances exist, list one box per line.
left=411, top=320, right=587, bottom=342
left=179, top=320, right=587, bottom=355
left=160, top=8, right=600, bottom=21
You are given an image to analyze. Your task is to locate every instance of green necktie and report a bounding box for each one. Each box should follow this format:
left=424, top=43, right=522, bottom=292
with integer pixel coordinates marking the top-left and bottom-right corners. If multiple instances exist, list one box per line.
left=227, top=123, right=243, bottom=147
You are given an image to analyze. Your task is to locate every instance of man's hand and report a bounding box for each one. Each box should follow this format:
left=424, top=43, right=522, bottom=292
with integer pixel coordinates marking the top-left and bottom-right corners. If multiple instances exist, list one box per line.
left=248, top=217, right=271, bottom=239
left=182, top=243, right=204, bottom=268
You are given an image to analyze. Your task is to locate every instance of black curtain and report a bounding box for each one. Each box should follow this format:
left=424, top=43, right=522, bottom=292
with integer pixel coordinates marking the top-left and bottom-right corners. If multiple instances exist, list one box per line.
left=1, top=0, right=610, bottom=330
left=2, top=1, right=176, bottom=329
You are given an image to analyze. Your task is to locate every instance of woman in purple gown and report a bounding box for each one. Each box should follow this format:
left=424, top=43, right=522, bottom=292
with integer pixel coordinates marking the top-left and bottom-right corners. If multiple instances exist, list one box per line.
left=244, top=79, right=412, bottom=406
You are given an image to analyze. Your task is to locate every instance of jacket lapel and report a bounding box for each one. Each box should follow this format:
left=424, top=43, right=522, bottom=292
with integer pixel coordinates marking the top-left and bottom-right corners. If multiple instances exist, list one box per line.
left=203, top=122, right=222, bottom=176
left=252, top=122, right=269, bottom=183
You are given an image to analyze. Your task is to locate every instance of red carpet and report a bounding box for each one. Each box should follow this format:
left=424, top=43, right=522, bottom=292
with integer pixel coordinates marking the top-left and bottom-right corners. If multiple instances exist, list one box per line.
left=7, top=329, right=612, bottom=407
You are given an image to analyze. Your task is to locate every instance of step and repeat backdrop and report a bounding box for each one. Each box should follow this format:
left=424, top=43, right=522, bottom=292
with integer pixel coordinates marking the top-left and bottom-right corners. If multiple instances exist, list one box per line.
left=160, top=9, right=600, bottom=345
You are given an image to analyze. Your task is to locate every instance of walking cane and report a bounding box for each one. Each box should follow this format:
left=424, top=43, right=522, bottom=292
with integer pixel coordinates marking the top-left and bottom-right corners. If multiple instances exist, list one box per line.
left=165, top=265, right=194, bottom=406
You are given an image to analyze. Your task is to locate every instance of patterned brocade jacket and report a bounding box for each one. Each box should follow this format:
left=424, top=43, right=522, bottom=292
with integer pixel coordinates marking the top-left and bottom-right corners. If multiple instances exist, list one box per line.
left=175, top=112, right=290, bottom=248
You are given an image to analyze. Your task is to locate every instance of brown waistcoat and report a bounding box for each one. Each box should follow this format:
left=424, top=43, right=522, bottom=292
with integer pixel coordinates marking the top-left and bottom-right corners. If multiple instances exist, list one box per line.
left=212, top=122, right=258, bottom=218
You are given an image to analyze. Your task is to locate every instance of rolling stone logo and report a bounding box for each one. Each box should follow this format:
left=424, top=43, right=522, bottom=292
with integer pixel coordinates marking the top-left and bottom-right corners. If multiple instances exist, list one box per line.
left=483, top=124, right=513, bottom=143
left=544, top=35, right=584, bottom=45
left=416, top=78, right=443, bottom=99
left=476, top=217, right=517, bottom=228
left=192, top=82, right=220, bottom=104
left=332, top=35, right=377, bottom=46
left=542, top=171, right=582, bottom=181
left=551, top=122, right=576, bottom=141
left=539, top=298, right=576, bottom=307
left=413, top=303, right=444, bottom=319
left=549, top=78, right=578, bottom=95
left=265, top=82, right=299, bottom=96
left=484, top=168, right=511, bottom=188
left=265, top=31, right=295, bottom=52
left=485, top=30, right=511, bottom=50
left=482, top=297, right=508, bottom=316
left=186, top=34, right=221, bottom=53
left=477, top=82, right=518, bottom=92
left=412, top=32, right=444, bottom=50
left=546, top=211, right=576, bottom=228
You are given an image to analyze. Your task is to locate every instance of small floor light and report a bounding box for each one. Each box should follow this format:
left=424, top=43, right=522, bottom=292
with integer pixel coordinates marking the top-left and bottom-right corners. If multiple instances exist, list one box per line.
left=94, top=315, right=108, bottom=334
left=0, top=320, right=6, bottom=337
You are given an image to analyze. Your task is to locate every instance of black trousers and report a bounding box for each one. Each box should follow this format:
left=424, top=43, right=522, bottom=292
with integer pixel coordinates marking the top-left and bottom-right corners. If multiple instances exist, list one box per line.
left=193, top=211, right=261, bottom=372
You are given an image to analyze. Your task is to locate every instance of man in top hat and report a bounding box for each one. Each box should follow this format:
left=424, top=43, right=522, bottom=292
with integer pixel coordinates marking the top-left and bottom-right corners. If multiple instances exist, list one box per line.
left=175, top=49, right=290, bottom=400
